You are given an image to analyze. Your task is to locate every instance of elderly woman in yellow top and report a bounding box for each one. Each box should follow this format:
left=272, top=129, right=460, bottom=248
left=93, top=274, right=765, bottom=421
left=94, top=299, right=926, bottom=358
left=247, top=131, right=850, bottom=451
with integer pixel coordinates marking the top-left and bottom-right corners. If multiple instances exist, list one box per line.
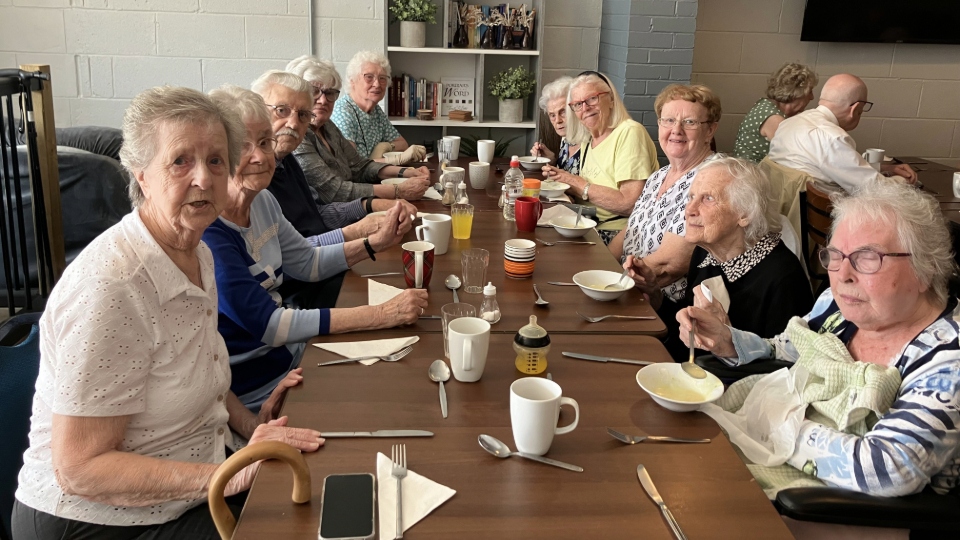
left=12, top=87, right=322, bottom=539
left=734, top=62, right=818, bottom=163
left=542, top=71, right=659, bottom=244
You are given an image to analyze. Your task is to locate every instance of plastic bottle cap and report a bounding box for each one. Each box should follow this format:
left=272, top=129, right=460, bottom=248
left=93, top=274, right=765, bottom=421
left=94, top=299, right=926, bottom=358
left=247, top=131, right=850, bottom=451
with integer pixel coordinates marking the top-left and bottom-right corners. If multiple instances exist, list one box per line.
left=458, top=181, right=467, bottom=188
left=514, top=314, right=550, bottom=348
left=522, top=178, right=541, bottom=188
left=510, top=155, right=520, bottom=167
left=484, top=282, right=496, bottom=295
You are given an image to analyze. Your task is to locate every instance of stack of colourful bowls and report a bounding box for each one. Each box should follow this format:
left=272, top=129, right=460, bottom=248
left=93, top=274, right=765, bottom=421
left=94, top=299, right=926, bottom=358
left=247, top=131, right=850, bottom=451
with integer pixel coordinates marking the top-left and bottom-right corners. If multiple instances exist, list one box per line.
left=503, top=239, right=536, bottom=278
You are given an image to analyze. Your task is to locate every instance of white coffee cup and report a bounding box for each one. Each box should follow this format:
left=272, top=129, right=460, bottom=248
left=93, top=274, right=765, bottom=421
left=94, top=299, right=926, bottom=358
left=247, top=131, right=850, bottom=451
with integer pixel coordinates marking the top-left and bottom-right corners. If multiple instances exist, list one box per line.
left=447, top=317, right=490, bottom=382
left=440, top=166, right=465, bottom=186
left=469, top=161, right=490, bottom=189
left=863, top=148, right=884, bottom=171
left=953, top=172, right=960, bottom=198
left=510, top=378, right=580, bottom=456
left=415, top=214, right=452, bottom=255
left=443, top=135, right=462, bottom=160
left=477, top=139, right=495, bottom=164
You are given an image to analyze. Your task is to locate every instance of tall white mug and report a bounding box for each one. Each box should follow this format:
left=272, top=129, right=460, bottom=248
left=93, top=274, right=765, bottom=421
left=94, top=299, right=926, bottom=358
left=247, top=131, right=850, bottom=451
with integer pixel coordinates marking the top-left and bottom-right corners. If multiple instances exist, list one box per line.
left=477, top=139, right=495, bottom=164
left=510, top=378, right=580, bottom=456
left=469, top=161, right=490, bottom=189
left=447, top=317, right=490, bottom=382
left=863, top=148, right=885, bottom=171
left=415, top=214, right=452, bottom=255
left=444, top=135, right=462, bottom=160
left=953, top=172, right=960, bottom=198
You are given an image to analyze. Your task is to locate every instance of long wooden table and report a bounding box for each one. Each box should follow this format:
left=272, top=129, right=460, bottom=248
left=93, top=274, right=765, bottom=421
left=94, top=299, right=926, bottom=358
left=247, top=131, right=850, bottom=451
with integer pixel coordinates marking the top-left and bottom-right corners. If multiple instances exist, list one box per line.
left=233, top=333, right=794, bottom=539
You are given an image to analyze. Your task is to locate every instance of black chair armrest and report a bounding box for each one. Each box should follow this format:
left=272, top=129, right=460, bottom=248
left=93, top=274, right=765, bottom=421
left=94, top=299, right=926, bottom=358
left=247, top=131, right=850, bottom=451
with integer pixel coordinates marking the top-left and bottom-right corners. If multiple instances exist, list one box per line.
left=776, top=486, right=960, bottom=532
left=695, top=355, right=793, bottom=385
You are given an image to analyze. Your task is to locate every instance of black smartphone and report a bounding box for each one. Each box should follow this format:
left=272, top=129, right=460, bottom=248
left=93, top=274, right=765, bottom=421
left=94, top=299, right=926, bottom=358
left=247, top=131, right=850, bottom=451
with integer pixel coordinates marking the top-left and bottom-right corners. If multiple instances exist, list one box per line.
left=318, top=473, right=376, bottom=540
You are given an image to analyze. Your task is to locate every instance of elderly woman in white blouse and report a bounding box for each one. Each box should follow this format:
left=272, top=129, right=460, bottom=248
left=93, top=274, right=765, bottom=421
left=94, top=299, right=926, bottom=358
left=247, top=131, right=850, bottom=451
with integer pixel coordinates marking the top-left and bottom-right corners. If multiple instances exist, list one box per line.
left=530, top=76, right=581, bottom=174
left=12, top=87, right=322, bottom=539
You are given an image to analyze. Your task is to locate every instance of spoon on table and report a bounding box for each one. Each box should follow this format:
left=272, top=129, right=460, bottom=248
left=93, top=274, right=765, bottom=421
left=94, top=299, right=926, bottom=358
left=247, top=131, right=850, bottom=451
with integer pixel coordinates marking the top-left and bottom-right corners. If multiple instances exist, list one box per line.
left=428, top=359, right=450, bottom=418
left=533, top=283, right=549, bottom=306
left=445, top=274, right=462, bottom=303
left=682, top=320, right=707, bottom=379
left=573, top=205, right=584, bottom=228
left=477, top=434, right=583, bottom=472
left=604, top=268, right=630, bottom=290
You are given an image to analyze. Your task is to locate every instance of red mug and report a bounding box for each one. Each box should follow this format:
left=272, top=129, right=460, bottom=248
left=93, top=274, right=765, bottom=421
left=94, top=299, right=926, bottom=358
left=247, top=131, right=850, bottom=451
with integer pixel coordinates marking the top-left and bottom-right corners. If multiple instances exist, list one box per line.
left=515, top=196, right=543, bottom=232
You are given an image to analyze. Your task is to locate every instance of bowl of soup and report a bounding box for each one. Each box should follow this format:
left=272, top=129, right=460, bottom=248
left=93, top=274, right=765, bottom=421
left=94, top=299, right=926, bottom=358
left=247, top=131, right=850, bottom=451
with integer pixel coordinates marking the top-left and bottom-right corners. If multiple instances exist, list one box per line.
left=636, top=363, right=724, bottom=412
left=572, top=270, right=633, bottom=301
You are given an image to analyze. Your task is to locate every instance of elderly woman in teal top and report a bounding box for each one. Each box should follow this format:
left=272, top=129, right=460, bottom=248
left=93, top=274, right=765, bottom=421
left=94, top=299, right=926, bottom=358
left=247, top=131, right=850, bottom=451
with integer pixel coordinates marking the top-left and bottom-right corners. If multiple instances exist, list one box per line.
left=734, top=63, right=818, bottom=163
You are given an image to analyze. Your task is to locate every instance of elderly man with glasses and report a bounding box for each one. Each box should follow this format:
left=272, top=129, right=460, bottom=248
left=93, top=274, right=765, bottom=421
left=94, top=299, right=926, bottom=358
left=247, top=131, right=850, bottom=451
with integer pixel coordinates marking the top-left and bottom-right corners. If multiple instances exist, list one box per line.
left=767, top=73, right=917, bottom=193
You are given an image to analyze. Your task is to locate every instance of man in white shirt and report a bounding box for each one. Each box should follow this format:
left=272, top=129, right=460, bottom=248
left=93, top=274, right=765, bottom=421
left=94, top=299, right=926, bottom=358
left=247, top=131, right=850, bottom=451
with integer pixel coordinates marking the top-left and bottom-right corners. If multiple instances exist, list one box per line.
left=767, top=73, right=917, bottom=193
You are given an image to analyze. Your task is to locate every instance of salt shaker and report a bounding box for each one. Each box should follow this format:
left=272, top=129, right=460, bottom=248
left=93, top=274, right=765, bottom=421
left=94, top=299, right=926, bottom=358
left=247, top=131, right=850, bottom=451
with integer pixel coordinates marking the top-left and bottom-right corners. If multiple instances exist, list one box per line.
left=456, top=180, right=470, bottom=205
left=479, top=282, right=501, bottom=324
left=441, top=180, right=456, bottom=206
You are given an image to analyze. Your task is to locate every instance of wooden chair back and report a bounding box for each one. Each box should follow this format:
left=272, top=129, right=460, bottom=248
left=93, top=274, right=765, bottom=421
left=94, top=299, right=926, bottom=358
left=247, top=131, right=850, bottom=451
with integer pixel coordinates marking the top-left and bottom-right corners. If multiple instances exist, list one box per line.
left=805, top=181, right=835, bottom=292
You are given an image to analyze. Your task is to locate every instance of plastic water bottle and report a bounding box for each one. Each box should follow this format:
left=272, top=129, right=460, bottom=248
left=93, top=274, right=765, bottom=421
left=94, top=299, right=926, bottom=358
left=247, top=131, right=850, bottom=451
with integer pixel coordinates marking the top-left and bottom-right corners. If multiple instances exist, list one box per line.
left=503, top=155, right=523, bottom=221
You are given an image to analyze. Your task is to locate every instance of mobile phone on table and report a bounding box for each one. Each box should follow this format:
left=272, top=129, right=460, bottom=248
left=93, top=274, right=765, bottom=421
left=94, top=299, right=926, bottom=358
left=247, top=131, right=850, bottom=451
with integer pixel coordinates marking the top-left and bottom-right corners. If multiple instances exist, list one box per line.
left=318, top=473, right=376, bottom=540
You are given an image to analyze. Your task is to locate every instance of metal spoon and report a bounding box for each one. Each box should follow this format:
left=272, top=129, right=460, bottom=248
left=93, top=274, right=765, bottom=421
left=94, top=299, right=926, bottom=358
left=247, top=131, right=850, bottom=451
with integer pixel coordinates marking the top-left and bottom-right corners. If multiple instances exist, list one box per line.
left=477, top=434, right=583, bottom=472
left=682, top=319, right=707, bottom=379
left=445, top=274, right=462, bottom=303
left=574, top=205, right=584, bottom=228
left=533, top=284, right=549, bottom=306
left=428, top=359, right=450, bottom=418
left=604, top=268, right=630, bottom=290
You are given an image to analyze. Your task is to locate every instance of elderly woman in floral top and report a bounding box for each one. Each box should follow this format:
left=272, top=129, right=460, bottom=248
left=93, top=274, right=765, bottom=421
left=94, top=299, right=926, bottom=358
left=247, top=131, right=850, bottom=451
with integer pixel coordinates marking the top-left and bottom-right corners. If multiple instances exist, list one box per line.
left=530, top=76, right=581, bottom=175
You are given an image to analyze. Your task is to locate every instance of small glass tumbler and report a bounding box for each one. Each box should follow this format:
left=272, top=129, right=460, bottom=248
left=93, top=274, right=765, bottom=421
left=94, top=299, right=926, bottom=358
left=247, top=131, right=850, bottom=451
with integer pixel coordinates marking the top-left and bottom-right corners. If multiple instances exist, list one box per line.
left=442, top=302, right=476, bottom=358
left=451, top=203, right=475, bottom=240
left=461, top=248, right=489, bottom=294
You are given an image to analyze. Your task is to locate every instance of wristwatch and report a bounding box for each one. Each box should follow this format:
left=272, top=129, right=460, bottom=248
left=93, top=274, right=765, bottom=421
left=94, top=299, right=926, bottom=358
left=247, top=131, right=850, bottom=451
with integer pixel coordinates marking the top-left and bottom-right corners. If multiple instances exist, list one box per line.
left=397, top=167, right=408, bottom=178
left=582, top=183, right=591, bottom=201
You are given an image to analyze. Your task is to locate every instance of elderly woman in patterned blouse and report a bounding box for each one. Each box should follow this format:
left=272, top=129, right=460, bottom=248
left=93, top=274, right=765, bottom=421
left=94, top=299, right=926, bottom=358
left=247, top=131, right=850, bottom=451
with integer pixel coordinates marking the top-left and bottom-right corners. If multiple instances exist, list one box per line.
left=529, top=76, right=581, bottom=175
left=12, top=87, right=322, bottom=539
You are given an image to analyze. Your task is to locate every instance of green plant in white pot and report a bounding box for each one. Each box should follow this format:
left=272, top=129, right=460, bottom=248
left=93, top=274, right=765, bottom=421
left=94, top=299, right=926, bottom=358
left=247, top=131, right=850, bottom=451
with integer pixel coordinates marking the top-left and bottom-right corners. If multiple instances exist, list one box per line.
left=488, top=66, right=536, bottom=123
left=390, top=0, right=438, bottom=48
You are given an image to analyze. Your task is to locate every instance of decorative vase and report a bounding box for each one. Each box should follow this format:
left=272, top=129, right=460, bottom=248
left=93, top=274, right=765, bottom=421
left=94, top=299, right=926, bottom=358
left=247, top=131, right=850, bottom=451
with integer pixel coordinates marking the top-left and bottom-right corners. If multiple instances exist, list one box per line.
left=498, top=98, right=523, bottom=124
left=500, top=25, right=513, bottom=49
left=400, top=21, right=426, bottom=48
left=522, top=26, right=532, bottom=49
left=480, top=25, right=494, bottom=49
left=453, top=22, right=468, bottom=48
left=511, top=27, right=525, bottom=49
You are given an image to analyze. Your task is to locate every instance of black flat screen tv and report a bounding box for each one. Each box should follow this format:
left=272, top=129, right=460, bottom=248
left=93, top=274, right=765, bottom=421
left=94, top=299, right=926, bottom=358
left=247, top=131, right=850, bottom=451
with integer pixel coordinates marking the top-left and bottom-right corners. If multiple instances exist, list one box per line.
left=801, top=0, right=960, bottom=45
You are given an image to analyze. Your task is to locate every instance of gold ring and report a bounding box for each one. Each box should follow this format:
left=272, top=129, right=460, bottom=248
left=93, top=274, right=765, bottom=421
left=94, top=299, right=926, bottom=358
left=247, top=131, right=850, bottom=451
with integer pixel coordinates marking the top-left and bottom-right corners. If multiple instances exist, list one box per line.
left=420, top=307, right=425, bottom=315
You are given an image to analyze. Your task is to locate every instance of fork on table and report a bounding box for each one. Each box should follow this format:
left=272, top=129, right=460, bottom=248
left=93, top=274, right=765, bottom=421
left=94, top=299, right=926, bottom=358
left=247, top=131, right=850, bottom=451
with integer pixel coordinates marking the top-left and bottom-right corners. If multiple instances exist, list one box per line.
left=316, top=346, right=413, bottom=367
left=607, top=427, right=710, bottom=444
left=577, top=312, right=657, bottom=323
left=391, top=444, right=408, bottom=539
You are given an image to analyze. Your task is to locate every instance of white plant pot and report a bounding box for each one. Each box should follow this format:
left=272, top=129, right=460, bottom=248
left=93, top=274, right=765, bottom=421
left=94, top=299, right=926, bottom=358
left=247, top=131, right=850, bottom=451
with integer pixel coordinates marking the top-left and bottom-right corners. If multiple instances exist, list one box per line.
left=498, top=98, right=523, bottom=124
left=400, top=21, right=426, bottom=48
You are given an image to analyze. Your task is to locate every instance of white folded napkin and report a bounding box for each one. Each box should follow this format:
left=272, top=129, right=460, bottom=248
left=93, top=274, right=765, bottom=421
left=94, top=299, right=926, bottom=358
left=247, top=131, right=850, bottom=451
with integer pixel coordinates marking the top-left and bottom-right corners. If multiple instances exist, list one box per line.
left=376, top=452, right=456, bottom=539
left=368, top=279, right=404, bottom=306
left=546, top=194, right=573, bottom=203
left=313, top=335, right=419, bottom=365
left=699, top=278, right=731, bottom=312
left=537, top=203, right=577, bottom=227
left=422, top=187, right=442, bottom=200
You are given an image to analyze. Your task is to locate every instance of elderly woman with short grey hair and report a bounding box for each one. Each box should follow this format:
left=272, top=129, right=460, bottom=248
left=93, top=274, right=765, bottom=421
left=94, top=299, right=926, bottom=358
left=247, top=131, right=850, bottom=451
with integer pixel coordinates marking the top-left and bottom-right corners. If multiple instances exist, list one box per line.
left=734, top=62, right=818, bottom=163
left=286, top=55, right=431, bottom=204
left=331, top=50, right=424, bottom=162
left=12, top=86, right=323, bottom=539
left=530, top=76, right=581, bottom=174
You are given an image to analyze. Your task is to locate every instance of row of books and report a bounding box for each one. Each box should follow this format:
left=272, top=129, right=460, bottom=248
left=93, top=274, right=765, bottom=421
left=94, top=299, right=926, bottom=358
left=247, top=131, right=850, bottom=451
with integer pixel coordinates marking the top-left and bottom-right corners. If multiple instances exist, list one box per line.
left=387, top=76, right=476, bottom=118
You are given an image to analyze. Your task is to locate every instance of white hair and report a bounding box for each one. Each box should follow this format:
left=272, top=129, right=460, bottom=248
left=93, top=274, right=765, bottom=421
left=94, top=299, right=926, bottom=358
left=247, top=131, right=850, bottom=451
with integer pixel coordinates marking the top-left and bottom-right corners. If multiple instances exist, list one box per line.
left=538, top=76, right=573, bottom=112
left=209, top=84, right=271, bottom=127
left=345, top=50, right=391, bottom=91
left=286, top=55, right=342, bottom=90
left=251, top=69, right=311, bottom=97
left=564, top=72, right=630, bottom=146
left=698, top=156, right=781, bottom=246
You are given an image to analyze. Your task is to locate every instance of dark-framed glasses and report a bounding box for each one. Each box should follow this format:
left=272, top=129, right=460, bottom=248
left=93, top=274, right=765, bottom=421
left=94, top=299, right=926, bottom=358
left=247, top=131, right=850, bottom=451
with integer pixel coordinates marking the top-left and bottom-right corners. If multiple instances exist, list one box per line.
left=568, top=92, right=609, bottom=112
left=312, top=84, right=341, bottom=102
left=265, top=103, right=315, bottom=123
left=818, top=246, right=910, bottom=274
left=853, top=100, right=874, bottom=112
left=242, top=137, right=278, bottom=156
left=658, top=117, right=713, bottom=130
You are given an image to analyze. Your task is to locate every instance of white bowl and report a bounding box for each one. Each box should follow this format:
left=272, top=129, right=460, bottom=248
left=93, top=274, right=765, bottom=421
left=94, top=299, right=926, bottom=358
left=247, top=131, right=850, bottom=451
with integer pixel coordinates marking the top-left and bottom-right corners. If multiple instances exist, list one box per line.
left=636, top=363, right=724, bottom=412
left=550, top=216, right=597, bottom=238
left=572, top=270, right=633, bottom=301
left=540, top=181, right=570, bottom=198
left=518, top=156, right=551, bottom=170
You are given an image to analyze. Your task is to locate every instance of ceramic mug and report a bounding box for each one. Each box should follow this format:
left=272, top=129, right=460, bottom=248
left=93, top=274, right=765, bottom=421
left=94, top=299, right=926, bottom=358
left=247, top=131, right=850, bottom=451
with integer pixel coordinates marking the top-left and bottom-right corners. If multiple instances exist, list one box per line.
left=469, top=161, right=491, bottom=189
left=510, top=377, right=580, bottom=456
left=401, top=241, right=435, bottom=289
left=863, top=148, right=884, bottom=171
left=447, top=316, right=491, bottom=382
left=477, top=139, right=495, bottom=164
left=443, top=135, right=462, bottom=160
left=514, top=196, right=543, bottom=232
left=953, top=172, right=960, bottom=198
left=415, top=214, right=452, bottom=255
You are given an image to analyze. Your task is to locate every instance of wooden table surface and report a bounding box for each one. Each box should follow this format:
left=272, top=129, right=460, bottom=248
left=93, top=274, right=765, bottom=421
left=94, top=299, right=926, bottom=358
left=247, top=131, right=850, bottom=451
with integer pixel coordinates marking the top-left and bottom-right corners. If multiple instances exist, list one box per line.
left=233, top=333, right=793, bottom=540
left=900, top=156, right=960, bottom=224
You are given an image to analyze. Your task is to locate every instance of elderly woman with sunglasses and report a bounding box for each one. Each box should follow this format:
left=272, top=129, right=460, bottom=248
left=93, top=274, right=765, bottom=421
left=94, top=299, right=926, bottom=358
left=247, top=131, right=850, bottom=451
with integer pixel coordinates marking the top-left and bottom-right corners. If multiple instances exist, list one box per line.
left=286, top=56, right=431, bottom=204
left=530, top=76, right=581, bottom=174
left=680, top=180, right=960, bottom=502
left=541, top=71, right=659, bottom=245
left=330, top=50, right=425, bottom=163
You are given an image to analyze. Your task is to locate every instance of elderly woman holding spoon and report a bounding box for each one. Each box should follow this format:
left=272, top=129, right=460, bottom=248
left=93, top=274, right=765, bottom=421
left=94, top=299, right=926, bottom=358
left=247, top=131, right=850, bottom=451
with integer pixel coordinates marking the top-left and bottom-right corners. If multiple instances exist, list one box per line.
left=530, top=76, right=581, bottom=174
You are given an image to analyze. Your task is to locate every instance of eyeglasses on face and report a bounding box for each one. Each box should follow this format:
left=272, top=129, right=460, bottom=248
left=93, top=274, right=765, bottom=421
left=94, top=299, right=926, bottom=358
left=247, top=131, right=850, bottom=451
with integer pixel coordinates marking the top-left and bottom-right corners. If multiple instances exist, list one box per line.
left=658, top=117, right=713, bottom=130
left=312, top=84, right=341, bottom=102
left=852, top=100, right=874, bottom=112
left=265, top=104, right=315, bottom=123
left=818, top=246, right=910, bottom=274
left=568, top=92, right=609, bottom=112
left=242, top=137, right=278, bottom=156
left=362, top=73, right=389, bottom=85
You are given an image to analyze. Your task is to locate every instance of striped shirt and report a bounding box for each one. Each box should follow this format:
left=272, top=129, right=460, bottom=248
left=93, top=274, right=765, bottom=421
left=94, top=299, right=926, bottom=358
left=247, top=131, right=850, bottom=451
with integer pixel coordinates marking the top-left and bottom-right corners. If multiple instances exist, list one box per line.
left=725, top=289, right=960, bottom=496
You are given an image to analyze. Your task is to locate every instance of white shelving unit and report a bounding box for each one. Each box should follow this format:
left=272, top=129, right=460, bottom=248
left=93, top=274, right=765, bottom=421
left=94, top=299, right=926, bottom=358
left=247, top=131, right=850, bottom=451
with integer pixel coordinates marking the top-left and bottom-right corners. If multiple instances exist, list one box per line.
left=382, top=0, right=544, bottom=153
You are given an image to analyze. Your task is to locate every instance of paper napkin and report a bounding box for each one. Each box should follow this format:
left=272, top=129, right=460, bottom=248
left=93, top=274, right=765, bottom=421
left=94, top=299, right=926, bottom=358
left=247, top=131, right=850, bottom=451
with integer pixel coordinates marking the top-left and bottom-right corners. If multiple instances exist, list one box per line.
left=313, top=336, right=419, bottom=366
left=537, top=203, right=578, bottom=227
left=699, top=278, right=731, bottom=312
left=376, top=452, right=456, bottom=539
left=546, top=194, right=573, bottom=203
left=368, top=279, right=404, bottom=306
left=422, top=186, right=442, bottom=200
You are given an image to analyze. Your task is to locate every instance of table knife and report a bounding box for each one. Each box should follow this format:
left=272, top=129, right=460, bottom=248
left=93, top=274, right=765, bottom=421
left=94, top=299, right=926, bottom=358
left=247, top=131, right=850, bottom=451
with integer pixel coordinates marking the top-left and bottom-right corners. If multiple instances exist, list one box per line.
left=562, top=351, right=653, bottom=366
left=637, top=464, right=687, bottom=540
left=322, top=430, right=434, bottom=438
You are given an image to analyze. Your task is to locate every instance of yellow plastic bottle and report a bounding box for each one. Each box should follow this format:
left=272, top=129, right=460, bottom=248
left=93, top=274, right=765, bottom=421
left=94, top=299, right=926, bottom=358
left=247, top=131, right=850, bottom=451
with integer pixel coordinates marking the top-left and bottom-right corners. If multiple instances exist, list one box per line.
left=513, top=315, right=551, bottom=374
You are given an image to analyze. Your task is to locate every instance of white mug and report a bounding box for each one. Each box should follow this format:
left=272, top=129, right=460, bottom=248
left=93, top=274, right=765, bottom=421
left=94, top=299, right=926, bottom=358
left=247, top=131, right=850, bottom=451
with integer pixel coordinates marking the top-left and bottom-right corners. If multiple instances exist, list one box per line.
left=953, top=172, right=960, bottom=198
left=863, top=148, right=884, bottom=171
left=510, top=378, right=580, bottom=456
left=415, top=214, right=452, bottom=255
left=443, top=135, right=462, bottom=160
left=469, top=161, right=490, bottom=189
left=477, top=139, right=495, bottom=164
left=447, top=317, right=490, bottom=382
left=440, top=167, right=465, bottom=186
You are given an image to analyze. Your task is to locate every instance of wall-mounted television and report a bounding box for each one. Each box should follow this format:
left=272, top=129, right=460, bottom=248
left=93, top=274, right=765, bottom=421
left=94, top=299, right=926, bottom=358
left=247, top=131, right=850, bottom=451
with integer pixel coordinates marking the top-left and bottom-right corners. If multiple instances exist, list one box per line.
left=801, top=0, right=960, bottom=45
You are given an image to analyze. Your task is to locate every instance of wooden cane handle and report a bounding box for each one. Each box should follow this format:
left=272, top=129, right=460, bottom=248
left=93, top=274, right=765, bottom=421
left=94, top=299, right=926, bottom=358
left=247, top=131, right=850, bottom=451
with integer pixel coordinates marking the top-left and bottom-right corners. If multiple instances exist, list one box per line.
left=207, top=440, right=311, bottom=540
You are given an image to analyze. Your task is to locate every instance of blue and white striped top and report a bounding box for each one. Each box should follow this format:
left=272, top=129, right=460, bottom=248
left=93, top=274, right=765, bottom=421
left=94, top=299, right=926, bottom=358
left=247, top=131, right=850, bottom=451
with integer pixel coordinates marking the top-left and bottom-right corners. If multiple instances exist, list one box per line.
left=726, top=289, right=960, bottom=497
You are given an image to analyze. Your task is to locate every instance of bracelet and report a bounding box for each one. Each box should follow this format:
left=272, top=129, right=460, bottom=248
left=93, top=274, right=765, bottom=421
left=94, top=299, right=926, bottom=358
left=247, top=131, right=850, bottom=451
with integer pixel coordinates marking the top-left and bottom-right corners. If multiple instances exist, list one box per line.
left=397, top=167, right=408, bottom=178
left=363, top=237, right=377, bottom=261
left=364, top=197, right=374, bottom=214
left=582, top=183, right=591, bottom=201
left=394, top=184, right=400, bottom=199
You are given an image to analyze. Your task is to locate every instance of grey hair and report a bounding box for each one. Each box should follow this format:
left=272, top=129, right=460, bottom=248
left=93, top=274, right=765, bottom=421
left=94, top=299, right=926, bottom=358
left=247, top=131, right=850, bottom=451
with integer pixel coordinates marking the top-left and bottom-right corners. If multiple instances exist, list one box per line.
left=251, top=69, right=312, bottom=97
left=119, top=86, right=245, bottom=207
left=345, top=50, right=391, bottom=91
left=765, top=63, right=818, bottom=103
left=831, top=180, right=956, bottom=306
left=538, top=76, right=573, bottom=112
left=286, top=55, right=342, bottom=91
left=698, top=156, right=781, bottom=246
left=565, top=72, right=631, bottom=146
left=208, top=84, right=271, bottom=127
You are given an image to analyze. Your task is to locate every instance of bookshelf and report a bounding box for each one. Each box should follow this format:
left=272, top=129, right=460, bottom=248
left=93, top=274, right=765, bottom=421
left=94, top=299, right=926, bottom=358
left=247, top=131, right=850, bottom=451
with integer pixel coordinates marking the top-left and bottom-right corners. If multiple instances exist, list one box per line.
left=382, top=1, right=544, bottom=155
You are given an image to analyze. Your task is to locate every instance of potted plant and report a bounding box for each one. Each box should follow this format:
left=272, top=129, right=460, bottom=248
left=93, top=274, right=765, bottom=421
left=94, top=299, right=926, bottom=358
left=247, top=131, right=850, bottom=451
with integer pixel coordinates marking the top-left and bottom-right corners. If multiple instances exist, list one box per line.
left=488, top=66, right=536, bottom=123
left=390, top=0, right=438, bottom=48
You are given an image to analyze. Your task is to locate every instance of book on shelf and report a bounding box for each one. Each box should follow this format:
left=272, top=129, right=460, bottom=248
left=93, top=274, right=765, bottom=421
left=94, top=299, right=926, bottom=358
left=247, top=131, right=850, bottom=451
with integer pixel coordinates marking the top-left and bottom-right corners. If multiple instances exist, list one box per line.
left=389, top=75, right=444, bottom=119
left=440, top=77, right=475, bottom=116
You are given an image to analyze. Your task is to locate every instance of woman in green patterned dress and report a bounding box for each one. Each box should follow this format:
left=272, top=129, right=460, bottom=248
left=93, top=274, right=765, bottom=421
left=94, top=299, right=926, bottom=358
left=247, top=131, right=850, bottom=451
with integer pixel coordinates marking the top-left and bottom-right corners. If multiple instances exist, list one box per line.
left=734, top=63, right=818, bottom=163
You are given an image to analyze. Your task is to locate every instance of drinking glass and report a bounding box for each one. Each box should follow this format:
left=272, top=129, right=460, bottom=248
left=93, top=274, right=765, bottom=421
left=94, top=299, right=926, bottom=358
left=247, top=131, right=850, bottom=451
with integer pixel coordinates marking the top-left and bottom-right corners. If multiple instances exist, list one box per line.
left=461, top=248, right=489, bottom=294
left=451, top=204, right=475, bottom=240
left=442, top=303, right=477, bottom=358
